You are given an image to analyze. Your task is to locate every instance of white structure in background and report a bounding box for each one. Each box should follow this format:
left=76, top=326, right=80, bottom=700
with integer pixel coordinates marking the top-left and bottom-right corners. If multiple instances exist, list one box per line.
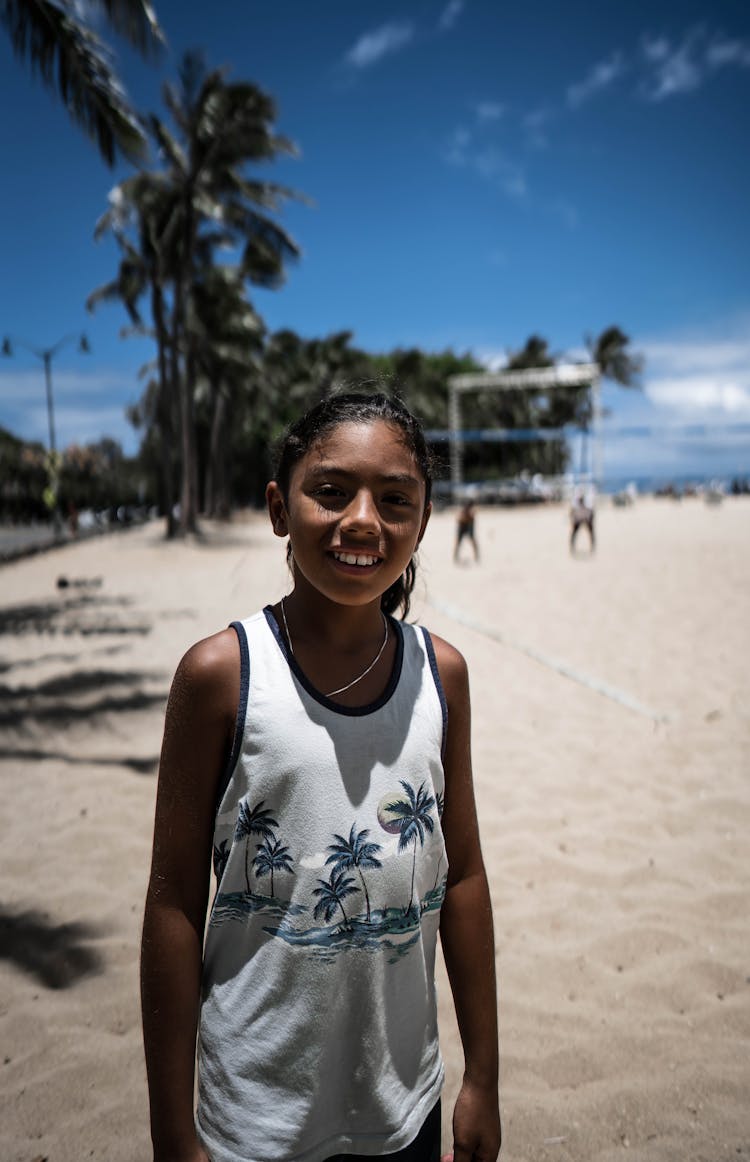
left=446, top=362, right=602, bottom=499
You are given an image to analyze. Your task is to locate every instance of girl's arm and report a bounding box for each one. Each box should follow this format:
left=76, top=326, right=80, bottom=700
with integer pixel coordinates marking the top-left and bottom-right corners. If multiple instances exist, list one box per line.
left=433, top=636, right=501, bottom=1162
left=141, top=629, right=239, bottom=1162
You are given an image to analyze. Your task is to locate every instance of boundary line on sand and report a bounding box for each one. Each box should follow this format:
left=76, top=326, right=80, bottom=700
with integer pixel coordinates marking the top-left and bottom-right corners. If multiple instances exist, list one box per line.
left=429, top=597, right=671, bottom=724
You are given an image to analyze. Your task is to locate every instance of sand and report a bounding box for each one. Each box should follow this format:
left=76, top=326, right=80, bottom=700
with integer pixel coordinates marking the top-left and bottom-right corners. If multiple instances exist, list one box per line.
left=0, top=496, right=748, bottom=1162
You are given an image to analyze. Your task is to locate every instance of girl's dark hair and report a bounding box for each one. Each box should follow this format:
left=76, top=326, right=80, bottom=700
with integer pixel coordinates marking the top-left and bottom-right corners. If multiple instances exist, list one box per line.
left=274, top=391, right=433, bottom=619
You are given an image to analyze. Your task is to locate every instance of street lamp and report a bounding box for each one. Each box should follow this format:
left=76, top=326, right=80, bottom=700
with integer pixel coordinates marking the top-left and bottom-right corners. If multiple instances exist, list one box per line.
left=2, top=331, right=90, bottom=528
left=2, top=331, right=90, bottom=456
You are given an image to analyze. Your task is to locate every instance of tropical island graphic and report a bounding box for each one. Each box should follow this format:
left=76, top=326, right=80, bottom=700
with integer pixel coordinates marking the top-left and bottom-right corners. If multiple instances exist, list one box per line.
left=211, top=781, right=446, bottom=963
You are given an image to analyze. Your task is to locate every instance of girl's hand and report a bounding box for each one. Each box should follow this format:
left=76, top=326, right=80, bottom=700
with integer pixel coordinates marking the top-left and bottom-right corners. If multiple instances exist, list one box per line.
left=448, top=1077, right=502, bottom=1161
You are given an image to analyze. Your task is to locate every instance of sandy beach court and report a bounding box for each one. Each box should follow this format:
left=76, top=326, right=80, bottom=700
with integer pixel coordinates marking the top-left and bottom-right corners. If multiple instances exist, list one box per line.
left=1, top=496, right=748, bottom=1161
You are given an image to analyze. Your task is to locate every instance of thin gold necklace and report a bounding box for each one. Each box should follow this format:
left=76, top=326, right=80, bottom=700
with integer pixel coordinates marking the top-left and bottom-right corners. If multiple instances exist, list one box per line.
left=280, top=596, right=389, bottom=698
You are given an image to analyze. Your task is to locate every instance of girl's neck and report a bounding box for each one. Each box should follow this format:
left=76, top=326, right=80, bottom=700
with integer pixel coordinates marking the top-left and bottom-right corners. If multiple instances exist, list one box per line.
left=280, top=584, right=385, bottom=651
left=274, top=573, right=397, bottom=706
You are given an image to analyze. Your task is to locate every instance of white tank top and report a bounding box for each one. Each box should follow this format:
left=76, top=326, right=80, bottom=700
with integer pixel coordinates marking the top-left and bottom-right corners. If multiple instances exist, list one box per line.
left=196, top=607, right=448, bottom=1162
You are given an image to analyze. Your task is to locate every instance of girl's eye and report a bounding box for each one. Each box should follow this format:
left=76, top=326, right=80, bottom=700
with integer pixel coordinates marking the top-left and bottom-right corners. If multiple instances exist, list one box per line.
left=312, top=485, right=345, bottom=499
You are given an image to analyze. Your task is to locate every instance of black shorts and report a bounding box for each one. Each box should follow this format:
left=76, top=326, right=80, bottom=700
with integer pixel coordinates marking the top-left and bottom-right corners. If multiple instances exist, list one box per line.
left=325, top=1101, right=441, bottom=1162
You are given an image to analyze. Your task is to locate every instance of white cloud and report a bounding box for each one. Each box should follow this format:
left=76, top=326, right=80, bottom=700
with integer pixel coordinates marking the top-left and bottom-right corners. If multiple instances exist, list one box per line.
left=641, top=337, right=750, bottom=377
left=706, top=36, right=750, bottom=69
left=641, top=336, right=750, bottom=417
left=565, top=26, right=750, bottom=113
left=604, top=327, right=750, bottom=480
left=475, top=101, right=504, bottom=122
left=642, top=35, right=670, bottom=63
left=640, top=27, right=750, bottom=102
left=438, top=0, right=464, bottom=32
left=442, top=115, right=527, bottom=198
left=567, top=51, right=626, bottom=107
left=522, top=106, right=555, bottom=148
left=642, top=39, right=702, bottom=100
left=0, top=366, right=140, bottom=453
left=443, top=132, right=527, bottom=199
left=646, top=377, right=750, bottom=415
left=344, top=22, right=414, bottom=68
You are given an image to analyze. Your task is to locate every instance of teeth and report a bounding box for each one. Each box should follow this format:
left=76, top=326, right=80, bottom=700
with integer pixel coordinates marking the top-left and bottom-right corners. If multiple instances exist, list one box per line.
left=335, top=552, right=378, bottom=566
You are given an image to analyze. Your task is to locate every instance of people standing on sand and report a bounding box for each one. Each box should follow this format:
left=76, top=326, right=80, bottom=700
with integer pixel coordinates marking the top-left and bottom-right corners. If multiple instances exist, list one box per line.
left=141, top=392, right=501, bottom=1162
left=454, top=500, right=480, bottom=564
left=570, top=486, right=596, bottom=554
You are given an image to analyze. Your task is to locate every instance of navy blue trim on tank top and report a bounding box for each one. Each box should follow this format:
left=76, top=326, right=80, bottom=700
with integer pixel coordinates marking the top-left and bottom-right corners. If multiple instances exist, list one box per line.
left=263, top=604, right=404, bottom=717
left=214, top=620, right=250, bottom=811
left=421, top=627, right=448, bottom=761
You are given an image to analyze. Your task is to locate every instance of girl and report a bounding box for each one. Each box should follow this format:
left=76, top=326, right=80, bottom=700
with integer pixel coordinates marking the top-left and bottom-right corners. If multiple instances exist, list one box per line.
left=141, top=393, right=501, bottom=1162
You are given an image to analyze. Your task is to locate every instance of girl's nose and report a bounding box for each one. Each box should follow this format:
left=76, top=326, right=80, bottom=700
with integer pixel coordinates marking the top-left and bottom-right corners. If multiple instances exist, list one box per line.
left=341, top=490, right=380, bottom=534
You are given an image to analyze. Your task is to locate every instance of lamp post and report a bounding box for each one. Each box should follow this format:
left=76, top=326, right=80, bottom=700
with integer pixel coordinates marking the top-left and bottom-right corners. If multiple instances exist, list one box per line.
left=2, top=331, right=90, bottom=526
left=2, top=332, right=90, bottom=456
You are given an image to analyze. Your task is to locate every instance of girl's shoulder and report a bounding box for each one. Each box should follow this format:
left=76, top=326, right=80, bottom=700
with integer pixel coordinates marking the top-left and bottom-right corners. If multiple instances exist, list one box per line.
left=179, top=625, right=240, bottom=681
left=421, top=628, right=469, bottom=707
left=170, top=626, right=241, bottom=730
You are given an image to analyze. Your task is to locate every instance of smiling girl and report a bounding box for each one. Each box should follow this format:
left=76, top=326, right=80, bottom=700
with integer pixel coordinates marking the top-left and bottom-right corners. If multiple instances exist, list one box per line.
left=141, top=393, right=501, bottom=1162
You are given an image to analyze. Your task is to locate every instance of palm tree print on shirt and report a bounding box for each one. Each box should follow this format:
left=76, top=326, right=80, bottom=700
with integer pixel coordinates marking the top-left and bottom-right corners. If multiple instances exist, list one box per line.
left=213, top=839, right=231, bottom=885
left=312, top=867, right=360, bottom=931
left=432, top=791, right=445, bottom=896
left=235, top=799, right=279, bottom=893
left=379, top=780, right=436, bottom=916
left=253, top=836, right=294, bottom=896
left=325, top=825, right=383, bottom=923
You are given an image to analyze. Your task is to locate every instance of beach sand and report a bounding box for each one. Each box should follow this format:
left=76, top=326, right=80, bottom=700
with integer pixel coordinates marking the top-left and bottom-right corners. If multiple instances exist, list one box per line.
left=1, top=496, right=748, bottom=1161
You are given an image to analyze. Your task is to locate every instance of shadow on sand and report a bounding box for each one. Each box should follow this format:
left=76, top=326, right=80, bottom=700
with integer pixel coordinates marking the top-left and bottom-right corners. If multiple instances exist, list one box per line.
left=0, top=668, right=167, bottom=730
left=0, top=907, right=105, bottom=989
left=0, top=746, right=158, bottom=774
left=0, top=593, right=151, bottom=637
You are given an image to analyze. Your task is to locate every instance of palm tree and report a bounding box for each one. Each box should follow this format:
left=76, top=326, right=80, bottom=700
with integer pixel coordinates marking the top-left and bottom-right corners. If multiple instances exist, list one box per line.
left=312, top=868, right=360, bottom=931
left=589, top=325, right=643, bottom=388
left=149, top=51, right=301, bottom=534
left=326, top=825, right=383, bottom=923
left=252, top=836, right=293, bottom=898
left=234, top=799, right=278, bottom=893
left=89, top=51, right=302, bottom=535
left=1, top=0, right=164, bottom=165
left=579, top=326, right=644, bottom=475
left=190, top=264, right=265, bottom=518
left=88, top=170, right=184, bottom=534
left=385, top=781, right=436, bottom=916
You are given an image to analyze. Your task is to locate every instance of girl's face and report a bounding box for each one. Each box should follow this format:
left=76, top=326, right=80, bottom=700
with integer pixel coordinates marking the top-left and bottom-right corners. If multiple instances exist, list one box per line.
left=267, top=419, right=431, bottom=608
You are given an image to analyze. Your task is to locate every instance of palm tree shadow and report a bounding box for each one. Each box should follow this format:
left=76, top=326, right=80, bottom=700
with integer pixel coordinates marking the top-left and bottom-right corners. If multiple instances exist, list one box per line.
left=0, top=668, right=167, bottom=729
left=0, top=594, right=151, bottom=637
left=0, top=907, right=105, bottom=989
left=0, top=746, right=158, bottom=774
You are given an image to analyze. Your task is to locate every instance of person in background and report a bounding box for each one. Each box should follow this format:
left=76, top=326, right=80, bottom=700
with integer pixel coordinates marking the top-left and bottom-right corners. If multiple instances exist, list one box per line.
left=454, top=500, right=479, bottom=564
left=570, top=486, right=596, bottom=553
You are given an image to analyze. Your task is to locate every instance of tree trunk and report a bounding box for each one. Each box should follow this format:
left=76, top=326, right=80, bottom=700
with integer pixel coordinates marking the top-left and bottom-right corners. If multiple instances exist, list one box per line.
left=180, top=339, right=199, bottom=533
left=151, top=279, right=177, bottom=538
left=205, top=386, right=233, bottom=520
left=170, top=264, right=199, bottom=536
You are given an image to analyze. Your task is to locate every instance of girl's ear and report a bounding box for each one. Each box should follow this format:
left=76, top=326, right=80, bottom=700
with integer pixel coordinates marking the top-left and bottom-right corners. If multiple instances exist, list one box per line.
left=416, top=500, right=432, bottom=546
left=266, top=481, right=289, bottom=537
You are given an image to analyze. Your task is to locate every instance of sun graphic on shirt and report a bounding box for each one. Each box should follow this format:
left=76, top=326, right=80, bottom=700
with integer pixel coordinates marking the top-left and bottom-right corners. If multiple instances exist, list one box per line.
left=376, top=791, right=405, bottom=834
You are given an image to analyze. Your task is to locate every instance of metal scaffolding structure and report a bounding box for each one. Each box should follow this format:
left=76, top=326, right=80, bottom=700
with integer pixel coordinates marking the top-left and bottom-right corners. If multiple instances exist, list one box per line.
left=446, top=363, right=601, bottom=497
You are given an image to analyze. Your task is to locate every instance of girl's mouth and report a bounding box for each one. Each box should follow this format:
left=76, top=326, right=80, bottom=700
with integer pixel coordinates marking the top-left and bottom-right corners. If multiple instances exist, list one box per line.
left=332, top=550, right=381, bottom=568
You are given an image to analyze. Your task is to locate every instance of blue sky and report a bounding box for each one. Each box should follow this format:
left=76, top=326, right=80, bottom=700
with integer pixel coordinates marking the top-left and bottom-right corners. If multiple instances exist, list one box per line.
left=1, top=0, right=749, bottom=483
